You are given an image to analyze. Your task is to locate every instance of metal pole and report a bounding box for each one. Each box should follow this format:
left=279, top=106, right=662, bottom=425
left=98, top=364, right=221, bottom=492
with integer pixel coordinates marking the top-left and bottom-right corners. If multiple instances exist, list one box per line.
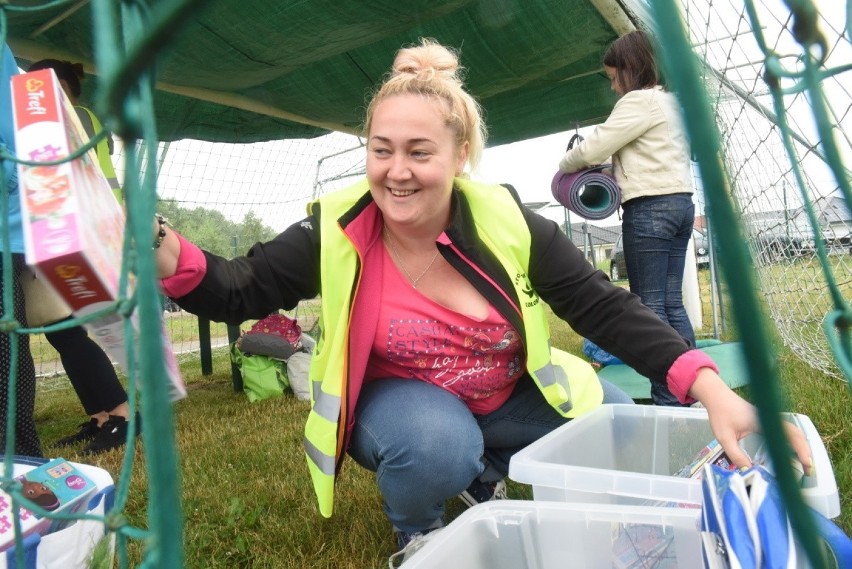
left=228, top=324, right=242, bottom=391
left=197, top=317, right=212, bottom=376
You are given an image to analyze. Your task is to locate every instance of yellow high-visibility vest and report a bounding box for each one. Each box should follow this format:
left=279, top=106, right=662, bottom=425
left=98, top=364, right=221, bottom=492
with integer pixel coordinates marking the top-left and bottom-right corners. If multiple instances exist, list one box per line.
left=77, top=106, right=121, bottom=201
left=302, top=178, right=602, bottom=517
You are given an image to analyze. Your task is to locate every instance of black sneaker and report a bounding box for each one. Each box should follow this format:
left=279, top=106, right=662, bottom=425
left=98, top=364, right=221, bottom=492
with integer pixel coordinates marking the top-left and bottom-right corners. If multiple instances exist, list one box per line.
left=55, top=418, right=101, bottom=447
left=81, top=415, right=135, bottom=455
left=457, top=478, right=508, bottom=508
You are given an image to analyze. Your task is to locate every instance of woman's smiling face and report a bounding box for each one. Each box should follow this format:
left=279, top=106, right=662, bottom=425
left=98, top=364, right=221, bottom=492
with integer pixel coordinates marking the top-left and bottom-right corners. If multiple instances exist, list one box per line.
left=366, top=94, right=468, bottom=232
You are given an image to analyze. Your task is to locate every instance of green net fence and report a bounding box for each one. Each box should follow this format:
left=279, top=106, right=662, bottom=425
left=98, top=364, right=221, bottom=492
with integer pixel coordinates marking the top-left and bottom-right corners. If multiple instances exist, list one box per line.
left=651, top=0, right=850, bottom=565
left=0, top=0, right=849, bottom=567
left=675, top=0, right=852, bottom=382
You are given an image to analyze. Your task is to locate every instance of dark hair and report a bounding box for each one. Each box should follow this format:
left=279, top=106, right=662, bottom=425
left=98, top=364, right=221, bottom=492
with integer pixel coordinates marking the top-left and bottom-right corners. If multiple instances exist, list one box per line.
left=27, top=59, right=85, bottom=99
left=602, top=30, right=659, bottom=93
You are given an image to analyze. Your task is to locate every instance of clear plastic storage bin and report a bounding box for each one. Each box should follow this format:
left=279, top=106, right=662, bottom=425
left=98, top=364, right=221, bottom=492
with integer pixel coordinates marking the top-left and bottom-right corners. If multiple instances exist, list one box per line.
left=399, top=500, right=703, bottom=568
left=508, top=405, right=839, bottom=518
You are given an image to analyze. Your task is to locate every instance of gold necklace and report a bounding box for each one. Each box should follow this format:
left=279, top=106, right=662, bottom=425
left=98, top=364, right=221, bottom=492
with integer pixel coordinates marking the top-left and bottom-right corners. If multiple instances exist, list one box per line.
left=383, top=228, right=440, bottom=288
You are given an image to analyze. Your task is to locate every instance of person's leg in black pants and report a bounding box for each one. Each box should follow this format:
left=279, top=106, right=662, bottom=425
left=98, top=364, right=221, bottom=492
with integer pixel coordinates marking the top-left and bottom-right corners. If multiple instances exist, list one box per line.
left=0, top=255, right=42, bottom=457
left=45, top=319, right=134, bottom=454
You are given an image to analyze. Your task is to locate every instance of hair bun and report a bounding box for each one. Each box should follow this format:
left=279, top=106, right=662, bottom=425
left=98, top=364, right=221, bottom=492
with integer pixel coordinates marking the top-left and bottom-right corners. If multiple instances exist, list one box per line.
left=392, top=38, right=460, bottom=82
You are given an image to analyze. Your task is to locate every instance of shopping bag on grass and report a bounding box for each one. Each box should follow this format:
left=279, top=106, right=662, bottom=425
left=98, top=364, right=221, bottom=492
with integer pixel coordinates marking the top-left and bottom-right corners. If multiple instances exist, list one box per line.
left=230, top=343, right=289, bottom=403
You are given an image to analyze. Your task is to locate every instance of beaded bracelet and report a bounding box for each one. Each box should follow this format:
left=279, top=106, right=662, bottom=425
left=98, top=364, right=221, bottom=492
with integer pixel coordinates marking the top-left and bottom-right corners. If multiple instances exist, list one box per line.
left=153, top=214, right=168, bottom=249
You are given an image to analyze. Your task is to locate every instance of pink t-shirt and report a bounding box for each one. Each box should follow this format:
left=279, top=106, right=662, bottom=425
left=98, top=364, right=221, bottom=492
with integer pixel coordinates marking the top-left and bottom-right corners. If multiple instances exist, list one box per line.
left=365, top=244, right=524, bottom=414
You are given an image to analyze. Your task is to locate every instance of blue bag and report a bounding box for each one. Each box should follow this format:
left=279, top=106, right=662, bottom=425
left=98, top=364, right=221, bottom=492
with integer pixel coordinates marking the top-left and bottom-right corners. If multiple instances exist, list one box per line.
left=582, top=338, right=623, bottom=367
left=701, top=463, right=852, bottom=568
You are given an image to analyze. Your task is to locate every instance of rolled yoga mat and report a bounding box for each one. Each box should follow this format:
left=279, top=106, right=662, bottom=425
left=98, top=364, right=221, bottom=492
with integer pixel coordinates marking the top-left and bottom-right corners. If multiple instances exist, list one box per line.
left=551, top=165, right=621, bottom=220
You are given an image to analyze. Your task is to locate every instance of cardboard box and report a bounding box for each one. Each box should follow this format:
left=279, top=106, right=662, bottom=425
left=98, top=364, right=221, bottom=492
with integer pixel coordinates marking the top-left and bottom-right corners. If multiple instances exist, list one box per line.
left=508, top=405, right=840, bottom=518
left=15, top=459, right=97, bottom=535
left=11, top=68, right=185, bottom=401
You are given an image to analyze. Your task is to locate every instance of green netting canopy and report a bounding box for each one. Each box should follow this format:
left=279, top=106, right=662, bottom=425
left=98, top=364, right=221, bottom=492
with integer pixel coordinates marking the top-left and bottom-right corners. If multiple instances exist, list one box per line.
left=2, top=1, right=850, bottom=567
left=6, top=0, right=641, bottom=145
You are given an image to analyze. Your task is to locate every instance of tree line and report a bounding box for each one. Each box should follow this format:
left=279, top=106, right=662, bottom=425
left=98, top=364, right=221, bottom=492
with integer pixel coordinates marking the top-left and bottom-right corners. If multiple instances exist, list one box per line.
left=155, top=199, right=278, bottom=259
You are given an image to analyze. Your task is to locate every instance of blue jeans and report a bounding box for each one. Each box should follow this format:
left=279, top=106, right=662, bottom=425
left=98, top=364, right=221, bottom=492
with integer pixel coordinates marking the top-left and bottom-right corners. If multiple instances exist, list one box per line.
left=347, top=377, right=633, bottom=533
left=622, top=193, right=695, bottom=407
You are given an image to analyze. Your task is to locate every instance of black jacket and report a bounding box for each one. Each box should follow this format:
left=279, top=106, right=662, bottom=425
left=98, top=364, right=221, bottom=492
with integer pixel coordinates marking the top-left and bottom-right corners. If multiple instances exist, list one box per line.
left=175, top=184, right=691, bottom=386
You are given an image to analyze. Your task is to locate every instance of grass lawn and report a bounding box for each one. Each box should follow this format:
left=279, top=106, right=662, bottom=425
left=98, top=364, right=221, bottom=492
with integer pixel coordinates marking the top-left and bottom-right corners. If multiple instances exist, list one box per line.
left=30, top=280, right=851, bottom=568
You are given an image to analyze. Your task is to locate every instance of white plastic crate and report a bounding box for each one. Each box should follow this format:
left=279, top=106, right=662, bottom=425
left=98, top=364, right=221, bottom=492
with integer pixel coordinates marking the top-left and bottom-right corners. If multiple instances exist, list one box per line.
left=399, top=500, right=703, bottom=568
left=508, top=405, right=839, bottom=518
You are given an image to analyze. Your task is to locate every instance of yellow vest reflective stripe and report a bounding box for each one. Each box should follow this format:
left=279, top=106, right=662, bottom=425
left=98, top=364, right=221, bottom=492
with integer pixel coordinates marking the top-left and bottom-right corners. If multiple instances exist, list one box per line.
left=312, top=387, right=341, bottom=422
left=454, top=178, right=603, bottom=419
left=304, top=181, right=369, bottom=518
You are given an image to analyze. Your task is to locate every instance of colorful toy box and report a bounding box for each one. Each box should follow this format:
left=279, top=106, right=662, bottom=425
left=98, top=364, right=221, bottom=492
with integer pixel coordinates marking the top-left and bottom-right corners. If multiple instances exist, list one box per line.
left=0, top=457, right=115, bottom=569
left=10, top=68, right=185, bottom=401
left=0, top=457, right=98, bottom=549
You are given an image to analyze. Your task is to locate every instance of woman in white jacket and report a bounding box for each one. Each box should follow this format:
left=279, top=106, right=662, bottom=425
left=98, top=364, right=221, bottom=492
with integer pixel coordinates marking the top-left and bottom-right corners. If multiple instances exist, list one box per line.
left=559, top=30, right=696, bottom=407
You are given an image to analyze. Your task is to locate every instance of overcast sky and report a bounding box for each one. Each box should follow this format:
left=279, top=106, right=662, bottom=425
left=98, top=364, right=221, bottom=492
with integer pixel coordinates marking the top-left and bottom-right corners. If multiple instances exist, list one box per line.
left=476, top=130, right=578, bottom=204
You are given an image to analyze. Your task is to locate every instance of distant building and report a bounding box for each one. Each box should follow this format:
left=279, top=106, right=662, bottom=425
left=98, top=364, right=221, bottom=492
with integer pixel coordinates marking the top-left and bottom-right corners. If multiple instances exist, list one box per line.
left=523, top=200, right=621, bottom=265
left=741, top=196, right=852, bottom=260
left=817, top=195, right=852, bottom=244
left=564, top=222, right=621, bottom=264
